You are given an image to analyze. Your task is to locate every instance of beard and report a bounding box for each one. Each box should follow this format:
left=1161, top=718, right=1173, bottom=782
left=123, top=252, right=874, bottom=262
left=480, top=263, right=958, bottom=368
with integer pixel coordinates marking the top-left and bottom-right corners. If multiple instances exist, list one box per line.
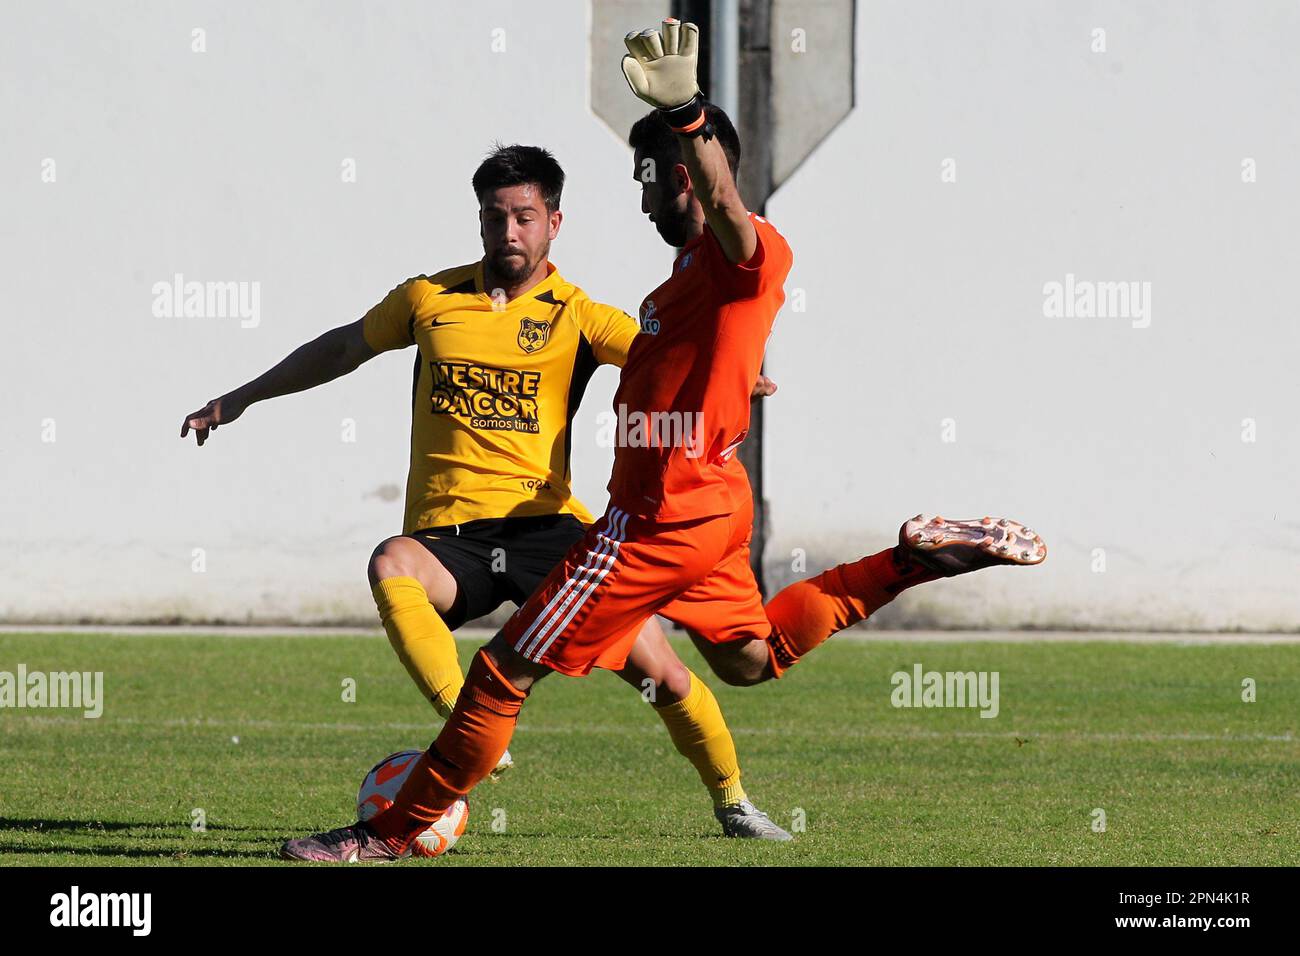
left=653, top=205, right=691, bottom=248
left=488, top=248, right=535, bottom=283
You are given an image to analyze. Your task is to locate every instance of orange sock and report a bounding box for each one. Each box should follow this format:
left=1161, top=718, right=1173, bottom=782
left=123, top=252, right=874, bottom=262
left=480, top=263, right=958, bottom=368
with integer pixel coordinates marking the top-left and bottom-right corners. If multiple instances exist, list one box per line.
left=764, top=546, right=938, bottom=676
left=367, top=649, right=526, bottom=849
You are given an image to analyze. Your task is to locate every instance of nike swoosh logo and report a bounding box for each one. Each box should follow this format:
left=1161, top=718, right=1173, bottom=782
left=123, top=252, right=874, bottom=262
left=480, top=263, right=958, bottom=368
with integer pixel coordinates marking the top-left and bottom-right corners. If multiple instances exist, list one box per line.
left=374, top=754, right=418, bottom=786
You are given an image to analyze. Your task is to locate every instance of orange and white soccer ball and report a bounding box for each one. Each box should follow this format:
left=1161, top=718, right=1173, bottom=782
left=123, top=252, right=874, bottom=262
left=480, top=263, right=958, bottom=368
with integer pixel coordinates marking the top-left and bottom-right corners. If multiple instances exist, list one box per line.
left=357, top=750, right=469, bottom=858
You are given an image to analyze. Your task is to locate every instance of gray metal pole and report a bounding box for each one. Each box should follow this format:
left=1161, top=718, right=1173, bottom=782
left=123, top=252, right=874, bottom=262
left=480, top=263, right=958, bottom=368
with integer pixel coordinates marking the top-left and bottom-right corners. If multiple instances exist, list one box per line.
left=736, top=0, right=773, bottom=596
left=711, top=0, right=739, bottom=119
left=675, top=0, right=770, bottom=595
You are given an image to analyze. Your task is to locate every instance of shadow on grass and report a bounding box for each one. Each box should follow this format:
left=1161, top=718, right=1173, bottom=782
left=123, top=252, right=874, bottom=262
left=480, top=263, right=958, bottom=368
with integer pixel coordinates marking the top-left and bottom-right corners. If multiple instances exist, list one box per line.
left=0, top=816, right=289, bottom=860
left=0, top=844, right=276, bottom=861
left=0, top=816, right=271, bottom=834
left=0, top=817, right=752, bottom=863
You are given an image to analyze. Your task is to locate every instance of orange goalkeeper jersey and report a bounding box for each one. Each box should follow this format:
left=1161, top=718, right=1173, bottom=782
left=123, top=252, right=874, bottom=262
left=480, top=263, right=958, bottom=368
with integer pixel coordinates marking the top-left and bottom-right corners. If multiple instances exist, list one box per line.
left=608, top=214, right=793, bottom=521
left=362, top=261, right=638, bottom=533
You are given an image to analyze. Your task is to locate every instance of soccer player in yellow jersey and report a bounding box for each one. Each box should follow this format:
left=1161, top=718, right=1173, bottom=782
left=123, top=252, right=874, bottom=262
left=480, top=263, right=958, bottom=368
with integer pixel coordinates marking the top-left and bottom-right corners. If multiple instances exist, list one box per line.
left=181, top=144, right=789, bottom=840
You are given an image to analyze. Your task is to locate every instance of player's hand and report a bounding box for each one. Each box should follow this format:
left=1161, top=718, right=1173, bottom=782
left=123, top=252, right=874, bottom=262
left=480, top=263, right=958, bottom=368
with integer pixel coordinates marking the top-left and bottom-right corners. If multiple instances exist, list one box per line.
left=180, top=394, right=245, bottom=446
left=750, top=374, right=777, bottom=400
left=621, top=18, right=700, bottom=110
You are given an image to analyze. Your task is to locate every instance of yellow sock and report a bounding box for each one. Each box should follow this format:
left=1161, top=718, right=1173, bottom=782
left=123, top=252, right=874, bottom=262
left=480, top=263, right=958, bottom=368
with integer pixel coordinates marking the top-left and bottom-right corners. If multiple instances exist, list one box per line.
left=372, top=577, right=462, bottom=719
left=654, top=669, right=747, bottom=809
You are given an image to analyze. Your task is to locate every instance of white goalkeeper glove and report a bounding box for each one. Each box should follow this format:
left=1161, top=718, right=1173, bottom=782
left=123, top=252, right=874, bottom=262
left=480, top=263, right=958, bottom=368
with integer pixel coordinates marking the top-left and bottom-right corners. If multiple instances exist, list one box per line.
left=621, top=19, right=708, bottom=133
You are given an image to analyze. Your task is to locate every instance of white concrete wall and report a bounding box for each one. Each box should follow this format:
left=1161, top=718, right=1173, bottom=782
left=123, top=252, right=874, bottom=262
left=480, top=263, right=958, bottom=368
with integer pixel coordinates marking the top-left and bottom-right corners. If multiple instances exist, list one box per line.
left=763, top=0, right=1300, bottom=631
left=2, top=1, right=1296, bottom=629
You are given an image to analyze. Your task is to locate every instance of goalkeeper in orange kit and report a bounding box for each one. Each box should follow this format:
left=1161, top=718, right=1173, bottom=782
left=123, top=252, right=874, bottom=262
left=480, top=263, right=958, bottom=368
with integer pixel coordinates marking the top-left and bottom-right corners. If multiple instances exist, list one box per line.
left=279, top=17, right=1045, bottom=863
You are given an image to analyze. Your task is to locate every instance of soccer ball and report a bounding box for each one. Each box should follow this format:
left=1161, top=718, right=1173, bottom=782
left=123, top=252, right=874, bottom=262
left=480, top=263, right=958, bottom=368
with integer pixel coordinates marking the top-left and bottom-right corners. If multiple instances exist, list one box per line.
left=357, top=750, right=469, bottom=858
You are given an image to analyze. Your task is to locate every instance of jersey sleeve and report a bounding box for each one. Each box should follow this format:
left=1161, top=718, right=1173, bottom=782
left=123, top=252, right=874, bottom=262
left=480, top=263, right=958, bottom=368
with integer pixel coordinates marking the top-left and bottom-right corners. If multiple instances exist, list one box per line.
left=571, top=294, right=640, bottom=367
left=704, top=214, right=794, bottom=301
left=361, top=279, right=425, bottom=353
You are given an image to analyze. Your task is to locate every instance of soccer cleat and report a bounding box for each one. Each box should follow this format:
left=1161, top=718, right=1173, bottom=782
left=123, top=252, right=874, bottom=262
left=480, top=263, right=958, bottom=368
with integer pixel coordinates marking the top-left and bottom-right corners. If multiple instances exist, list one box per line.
left=715, top=800, right=794, bottom=841
left=900, top=514, right=1047, bottom=577
left=279, top=822, right=406, bottom=864
left=488, top=747, right=514, bottom=783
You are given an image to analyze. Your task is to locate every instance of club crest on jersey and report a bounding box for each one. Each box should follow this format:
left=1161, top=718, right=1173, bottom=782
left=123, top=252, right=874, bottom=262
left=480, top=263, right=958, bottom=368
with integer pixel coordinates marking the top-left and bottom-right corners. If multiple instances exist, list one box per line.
left=639, top=299, right=660, bottom=335
left=517, top=318, right=551, bottom=354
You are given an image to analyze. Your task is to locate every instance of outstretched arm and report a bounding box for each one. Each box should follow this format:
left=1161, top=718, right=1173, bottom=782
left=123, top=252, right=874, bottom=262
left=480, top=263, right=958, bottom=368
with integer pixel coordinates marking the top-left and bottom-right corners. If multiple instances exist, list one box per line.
left=621, top=18, right=757, bottom=264
left=180, top=318, right=376, bottom=446
left=674, top=129, right=757, bottom=265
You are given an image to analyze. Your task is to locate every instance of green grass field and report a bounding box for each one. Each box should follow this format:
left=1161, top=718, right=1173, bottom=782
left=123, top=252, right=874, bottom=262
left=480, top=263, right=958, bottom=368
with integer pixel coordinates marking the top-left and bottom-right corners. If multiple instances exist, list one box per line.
left=0, top=632, right=1296, bottom=866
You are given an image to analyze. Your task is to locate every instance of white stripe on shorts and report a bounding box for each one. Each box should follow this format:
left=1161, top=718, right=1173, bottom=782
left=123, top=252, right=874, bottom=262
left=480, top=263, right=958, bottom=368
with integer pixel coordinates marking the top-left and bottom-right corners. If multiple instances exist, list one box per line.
left=529, top=509, right=633, bottom=663
left=515, top=507, right=629, bottom=661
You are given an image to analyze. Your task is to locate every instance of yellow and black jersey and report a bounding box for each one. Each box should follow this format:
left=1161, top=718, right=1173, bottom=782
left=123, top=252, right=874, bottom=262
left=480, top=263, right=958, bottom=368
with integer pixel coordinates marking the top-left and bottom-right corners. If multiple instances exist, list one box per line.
left=362, top=261, right=638, bottom=533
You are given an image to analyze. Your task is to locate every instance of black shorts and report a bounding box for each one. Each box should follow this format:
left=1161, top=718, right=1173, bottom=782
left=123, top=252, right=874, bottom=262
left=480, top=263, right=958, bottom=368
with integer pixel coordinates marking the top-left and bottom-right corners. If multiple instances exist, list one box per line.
left=408, top=514, right=588, bottom=630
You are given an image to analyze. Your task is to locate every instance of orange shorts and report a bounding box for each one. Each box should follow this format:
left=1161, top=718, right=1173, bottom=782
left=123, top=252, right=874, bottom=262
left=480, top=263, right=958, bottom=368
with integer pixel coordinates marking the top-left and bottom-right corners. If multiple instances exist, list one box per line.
left=503, top=499, right=772, bottom=676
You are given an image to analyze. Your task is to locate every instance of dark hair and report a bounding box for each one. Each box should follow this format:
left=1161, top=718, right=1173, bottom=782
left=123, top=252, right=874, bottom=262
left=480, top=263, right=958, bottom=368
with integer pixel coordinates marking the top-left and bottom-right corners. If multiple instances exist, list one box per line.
left=628, top=102, right=741, bottom=179
left=471, top=144, right=565, bottom=211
